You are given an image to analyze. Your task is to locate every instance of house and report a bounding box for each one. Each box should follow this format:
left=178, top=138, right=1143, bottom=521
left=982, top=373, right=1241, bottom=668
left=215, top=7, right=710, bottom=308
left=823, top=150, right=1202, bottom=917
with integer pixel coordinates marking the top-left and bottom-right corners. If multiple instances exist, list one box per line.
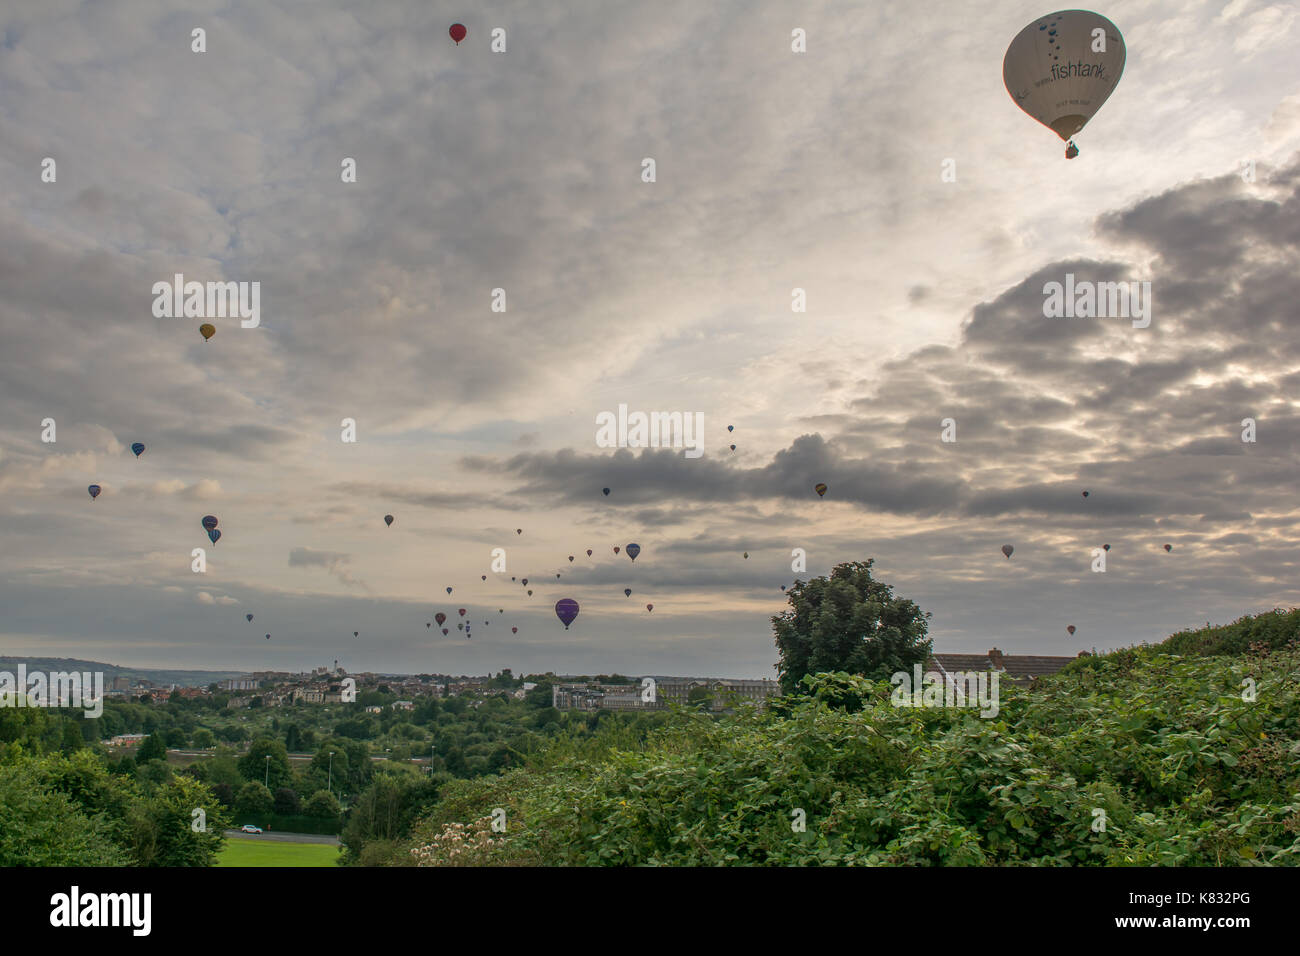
left=926, top=647, right=1086, bottom=687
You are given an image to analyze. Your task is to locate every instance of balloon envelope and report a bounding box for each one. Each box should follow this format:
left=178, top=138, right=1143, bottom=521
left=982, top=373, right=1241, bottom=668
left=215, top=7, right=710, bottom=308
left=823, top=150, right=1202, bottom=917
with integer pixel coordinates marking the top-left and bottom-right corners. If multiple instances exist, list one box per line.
left=586, top=549, right=593, bottom=556
left=626, top=543, right=640, bottom=561
left=246, top=613, right=254, bottom=622
left=1067, top=625, right=1076, bottom=635
left=555, top=598, right=580, bottom=629
left=613, top=547, right=620, bottom=554
left=130, top=442, right=145, bottom=457
left=727, top=425, right=734, bottom=432
left=265, top=634, right=270, bottom=640
left=568, top=556, right=574, bottom=562
left=202, top=515, right=219, bottom=531
left=442, top=628, right=449, bottom=635
left=208, top=529, right=221, bottom=545
left=449, top=23, right=466, bottom=44
left=88, top=484, right=101, bottom=499
left=446, top=587, right=453, bottom=594
left=1164, top=543, right=1172, bottom=552
left=435, top=613, right=446, bottom=625
left=384, top=514, right=393, bottom=526
left=1001, top=544, right=1014, bottom=558
left=815, top=483, right=828, bottom=497
left=1003, top=11, right=1125, bottom=144
left=602, top=488, right=610, bottom=496
left=646, top=604, right=653, bottom=612
left=624, top=588, right=632, bottom=597
left=199, top=323, right=215, bottom=341
left=511, top=626, right=517, bottom=633
left=458, top=608, right=466, bottom=617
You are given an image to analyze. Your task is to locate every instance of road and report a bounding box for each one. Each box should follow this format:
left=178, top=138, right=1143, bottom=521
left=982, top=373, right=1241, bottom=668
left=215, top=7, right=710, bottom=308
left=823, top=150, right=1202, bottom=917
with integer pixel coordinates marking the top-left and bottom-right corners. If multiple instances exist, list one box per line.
left=224, top=829, right=340, bottom=845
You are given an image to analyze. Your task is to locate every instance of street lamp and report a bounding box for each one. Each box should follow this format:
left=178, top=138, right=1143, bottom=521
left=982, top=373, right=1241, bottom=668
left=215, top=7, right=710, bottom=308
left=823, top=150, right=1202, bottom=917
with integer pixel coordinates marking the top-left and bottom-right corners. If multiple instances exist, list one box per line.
left=328, top=751, right=335, bottom=796
left=264, top=754, right=270, bottom=788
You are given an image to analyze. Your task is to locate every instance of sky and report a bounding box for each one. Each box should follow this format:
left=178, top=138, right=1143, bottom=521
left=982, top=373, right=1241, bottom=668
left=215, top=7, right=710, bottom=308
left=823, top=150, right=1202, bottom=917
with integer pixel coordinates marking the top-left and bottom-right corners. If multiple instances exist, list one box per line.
left=1, top=0, right=1298, bottom=679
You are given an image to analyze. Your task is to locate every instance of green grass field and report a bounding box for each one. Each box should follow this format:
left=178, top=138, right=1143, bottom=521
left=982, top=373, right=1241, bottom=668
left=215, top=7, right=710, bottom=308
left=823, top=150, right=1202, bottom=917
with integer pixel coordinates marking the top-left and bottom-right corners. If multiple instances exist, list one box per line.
left=217, top=837, right=341, bottom=867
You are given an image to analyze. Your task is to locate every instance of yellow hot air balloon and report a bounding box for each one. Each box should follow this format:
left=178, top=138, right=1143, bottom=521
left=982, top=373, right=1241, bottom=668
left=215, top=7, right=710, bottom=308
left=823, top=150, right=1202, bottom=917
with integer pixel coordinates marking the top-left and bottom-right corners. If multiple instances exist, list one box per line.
left=1004, top=11, right=1125, bottom=158
left=199, top=323, right=216, bottom=341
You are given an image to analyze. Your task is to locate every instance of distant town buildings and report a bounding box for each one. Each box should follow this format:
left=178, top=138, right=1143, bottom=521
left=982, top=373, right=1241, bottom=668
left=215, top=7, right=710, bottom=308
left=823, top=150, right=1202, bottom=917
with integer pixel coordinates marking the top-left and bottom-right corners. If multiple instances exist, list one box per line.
left=552, top=677, right=779, bottom=712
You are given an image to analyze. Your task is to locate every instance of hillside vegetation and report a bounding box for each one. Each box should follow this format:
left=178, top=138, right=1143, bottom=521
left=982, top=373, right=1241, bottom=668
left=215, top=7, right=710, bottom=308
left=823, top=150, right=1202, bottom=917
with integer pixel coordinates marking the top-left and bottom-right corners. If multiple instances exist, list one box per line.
left=398, top=620, right=1300, bottom=866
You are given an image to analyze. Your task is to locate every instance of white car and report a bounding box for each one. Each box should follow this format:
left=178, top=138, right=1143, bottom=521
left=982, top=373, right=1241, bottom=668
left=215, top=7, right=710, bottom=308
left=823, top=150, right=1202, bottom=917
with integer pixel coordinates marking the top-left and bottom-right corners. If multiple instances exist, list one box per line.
left=240, top=824, right=263, bottom=834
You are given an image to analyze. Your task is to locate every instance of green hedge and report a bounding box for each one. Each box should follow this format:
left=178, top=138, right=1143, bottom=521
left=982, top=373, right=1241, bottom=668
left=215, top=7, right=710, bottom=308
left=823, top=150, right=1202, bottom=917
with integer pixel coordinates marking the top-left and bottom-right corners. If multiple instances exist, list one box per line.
left=233, top=813, right=341, bottom=835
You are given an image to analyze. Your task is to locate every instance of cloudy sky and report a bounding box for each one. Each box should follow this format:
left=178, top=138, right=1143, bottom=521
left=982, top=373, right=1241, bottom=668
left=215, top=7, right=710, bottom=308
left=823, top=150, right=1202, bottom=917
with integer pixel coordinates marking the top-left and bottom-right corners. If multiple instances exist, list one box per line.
left=2, top=1, right=1298, bottom=679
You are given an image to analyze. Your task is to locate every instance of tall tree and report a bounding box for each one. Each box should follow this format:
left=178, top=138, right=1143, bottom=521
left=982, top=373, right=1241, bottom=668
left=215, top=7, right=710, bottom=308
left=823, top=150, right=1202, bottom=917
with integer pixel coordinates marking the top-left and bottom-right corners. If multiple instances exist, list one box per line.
left=772, top=560, right=931, bottom=693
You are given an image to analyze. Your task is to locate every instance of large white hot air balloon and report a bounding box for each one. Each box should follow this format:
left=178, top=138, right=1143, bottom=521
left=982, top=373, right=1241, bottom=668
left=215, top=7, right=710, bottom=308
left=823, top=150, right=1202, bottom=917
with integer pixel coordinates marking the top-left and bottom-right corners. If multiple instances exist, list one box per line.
left=1003, top=10, right=1125, bottom=158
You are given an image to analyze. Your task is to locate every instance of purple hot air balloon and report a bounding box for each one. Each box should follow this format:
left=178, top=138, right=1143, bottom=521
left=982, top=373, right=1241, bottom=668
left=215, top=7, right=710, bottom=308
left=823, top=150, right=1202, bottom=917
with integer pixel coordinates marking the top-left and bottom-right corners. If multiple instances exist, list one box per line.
left=555, top=598, right=580, bottom=630
left=88, top=484, right=102, bottom=500
left=208, top=529, right=221, bottom=545
left=202, top=515, right=219, bottom=532
left=626, top=543, right=640, bottom=561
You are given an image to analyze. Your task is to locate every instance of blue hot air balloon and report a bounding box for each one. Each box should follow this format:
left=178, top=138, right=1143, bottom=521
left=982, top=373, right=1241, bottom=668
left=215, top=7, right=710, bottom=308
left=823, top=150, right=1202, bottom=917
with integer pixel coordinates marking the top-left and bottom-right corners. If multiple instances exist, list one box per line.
left=602, top=488, right=611, bottom=496
left=202, top=515, right=219, bottom=532
left=130, top=442, right=145, bottom=458
left=246, top=613, right=254, bottom=622
left=625, top=543, right=641, bottom=561
left=446, top=587, right=453, bottom=594
left=555, top=598, right=580, bottom=630
left=624, top=588, right=632, bottom=597
left=88, top=484, right=102, bottom=500
left=208, top=529, right=221, bottom=545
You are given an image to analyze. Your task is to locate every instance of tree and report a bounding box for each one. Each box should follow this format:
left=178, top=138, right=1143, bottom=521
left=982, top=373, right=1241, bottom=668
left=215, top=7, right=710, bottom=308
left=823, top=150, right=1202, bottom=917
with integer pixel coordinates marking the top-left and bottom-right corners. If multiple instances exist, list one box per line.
left=237, top=738, right=291, bottom=790
left=772, top=560, right=931, bottom=693
left=284, top=723, right=303, bottom=752
left=303, top=789, right=341, bottom=818
left=273, top=787, right=301, bottom=815
left=191, top=728, right=216, bottom=749
left=136, top=733, right=167, bottom=763
left=128, top=776, right=229, bottom=867
left=235, top=781, right=274, bottom=817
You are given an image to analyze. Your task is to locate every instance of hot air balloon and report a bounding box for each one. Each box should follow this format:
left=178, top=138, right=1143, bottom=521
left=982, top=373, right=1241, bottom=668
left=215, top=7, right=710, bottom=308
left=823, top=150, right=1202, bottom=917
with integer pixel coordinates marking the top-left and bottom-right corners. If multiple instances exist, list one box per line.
left=1103, top=544, right=1111, bottom=552
left=511, top=626, right=517, bottom=633
left=815, top=483, right=828, bottom=497
left=527, top=590, right=533, bottom=596
left=265, top=634, right=270, bottom=640
left=449, top=23, right=466, bottom=44
left=1003, top=11, right=1126, bottom=158
left=727, top=425, right=734, bottom=432
left=586, top=550, right=592, bottom=557
left=624, top=588, right=632, bottom=597
left=511, top=576, right=516, bottom=581
left=646, top=604, right=653, bottom=612
left=199, top=323, right=215, bottom=341
left=743, top=552, right=749, bottom=559
left=246, top=613, right=254, bottom=622
left=446, top=587, right=453, bottom=594
left=88, top=484, right=101, bottom=500
left=353, top=631, right=358, bottom=637
left=1164, top=543, right=1172, bottom=552
left=482, top=575, right=487, bottom=581
left=1001, top=544, right=1014, bottom=559
left=516, top=529, right=522, bottom=535
left=613, top=547, right=620, bottom=555
left=202, top=515, right=219, bottom=531
left=556, top=573, right=561, bottom=578
left=780, top=585, right=786, bottom=592
left=522, top=578, right=528, bottom=586
left=499, top=609, right=503, bottom=613
left=208, top=529, right=221, bottom=545
left=568, top=556, right=575, bottom=563
left=626, top=543, right=641, bottom=561
left=458, top=623, right=463, bottom=631
left=1067, top=625, right=1076, bottom=635
left=458, top=608, right=466, bottom=617
left=435, top=613, right=446, bottom=625
left=730, top=444, right=736, bottom=451
left=555, top=598, right=579, bottom=629
left=130, top=442, right=145, bottom=458
left=602, top=488, right=611, bottom=496
left=442, top=627, right=449, bottom=635
left=1082, top=490, right=1090, bottom=497
left=426, top=622, right=431, bottom=628
left=384, top=514, right=393, bottom=526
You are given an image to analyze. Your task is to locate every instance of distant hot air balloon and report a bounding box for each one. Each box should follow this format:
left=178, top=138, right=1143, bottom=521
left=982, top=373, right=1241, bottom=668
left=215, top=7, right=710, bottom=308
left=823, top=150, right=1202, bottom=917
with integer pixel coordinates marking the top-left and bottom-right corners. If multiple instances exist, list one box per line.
left=555, top=573, right=561, bottom=578
left=511, top=576, right=516, bottom=581
left=199, top=323, right=215, bottom=341
left=602, top=488, right=611, bottom=496
left=1067, top=625, right=1076, bottom=635
left=613, top=547, right=620, bottom=555
left=1103, top=544, right=1111, bottom=552
left=626, top=543, right=640, bottom=561
left=727, top=425, right=734, bottom=433
left=1001, top=544, right=1014, bottom=559
left=522, top=578, right=528, bottom=586
left=202, top=515, right=219, bottom=531
left=482, top=575, right=487, bottom=581
left=458, top=608, right=466, bottom=617
left=555, top=598, right=580, bottom=629
left=511, top=626, right=517, bottom=633
left=743, top=552, right=749, bottom=559
left=88, top=484, right=102, bottom=500
left=527, top=589, right=533, bottom=596
left=586, top=550, right=592, bottom=557
left=1164, top=543, right=1172, bottom=552
left=435, top=613, right=446, bottom=625
left=246, top=613, right=254, bottom=622
left=458, top=623, right=464, bottom=631
left=131, top=442, right=145, bottom=458
left=1082, top=490, right=1090, bottom=497
left=780, top=585, right=786, bottom=592
left=568, top=556, right=574, bottom=563
left=499, top=609, right=503, bottom=613
left=646, top=604, right=653, bottom=612
left=353, top=631, right=358, bottom=637
left=815, top=483, right=828, bottom=497
left=1004, top=11, right=1126, bottom=159
left=446, top=587, right=453, bottom=594
left=730, top=444, right=736, bottom=451
left=208, top=529, right=221, bottom=545
left=426, top=622, right=431, bottom=628
left=449, top=23, right=466, bottom=44
left=442, top=627, right=449, bottom=635
left=624, top=588, right=632, bottom=597
left=516, top=529, right=522, bottom=535
left=384, top=514, right=394, bottom=526
left=265, top=634, right=270, bottom=640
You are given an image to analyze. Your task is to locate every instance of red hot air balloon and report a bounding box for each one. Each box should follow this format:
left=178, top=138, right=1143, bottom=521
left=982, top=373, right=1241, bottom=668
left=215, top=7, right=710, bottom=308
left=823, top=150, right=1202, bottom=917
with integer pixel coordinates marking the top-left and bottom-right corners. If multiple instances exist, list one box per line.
left=435, top=613, right=446, bottom=625
left=1067, top=625, right=1076, bottom=635
left=449, top=23, right=466, bottom=44
left=613, top=546, right=620, bottom=555
left=511, top=626, right=517, bottom=633
left=646, top=604, right=653, bottom=612
left=442, top=628, right=449, bottom=635
left=1164, top=543, right=1172, bottom=552
left=1082, top=490, right=1090, bottom=497
left=555, top=598, right=579, bottom=629
left=458, top=608, right=466, bottom=617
